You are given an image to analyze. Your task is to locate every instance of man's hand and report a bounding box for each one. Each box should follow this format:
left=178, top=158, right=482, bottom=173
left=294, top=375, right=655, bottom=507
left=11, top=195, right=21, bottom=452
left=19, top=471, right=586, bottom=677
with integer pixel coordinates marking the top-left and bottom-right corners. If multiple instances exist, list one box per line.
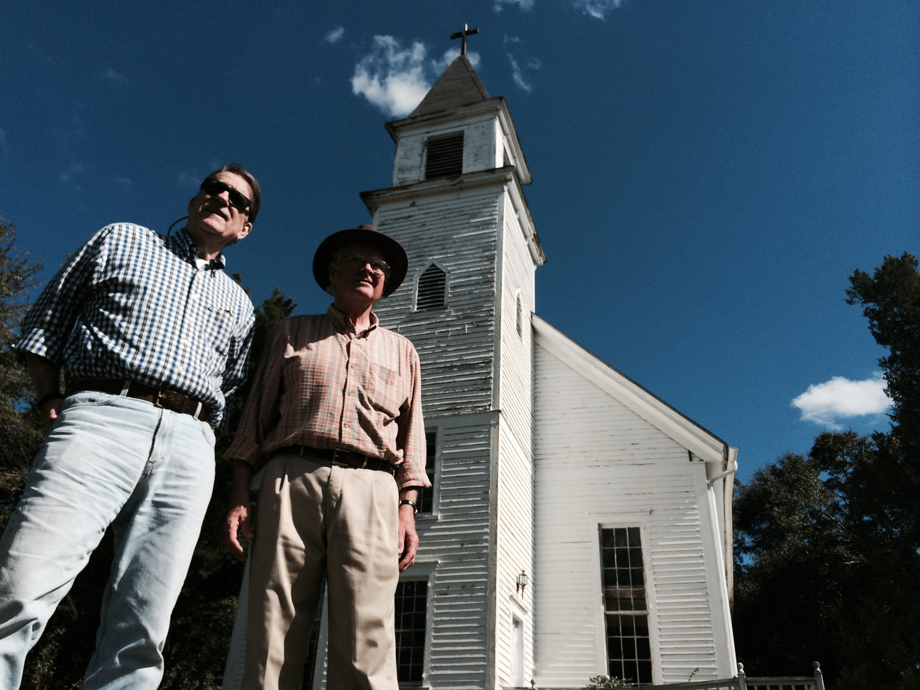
left=39, top=397, right=63, bottom=435
left=226, top=460, right=256, bottom=561
left=397, top=505, right=419, bottom=572
left=226, top=500, right=254, bottom=561
left=26, top=353, right=63, bottom=435
left=397, top=487, right=420, bottom=572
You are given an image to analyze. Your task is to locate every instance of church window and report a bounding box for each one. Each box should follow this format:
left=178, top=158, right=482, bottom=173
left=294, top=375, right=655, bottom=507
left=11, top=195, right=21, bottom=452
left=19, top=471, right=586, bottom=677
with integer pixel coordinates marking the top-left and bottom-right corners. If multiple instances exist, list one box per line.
left=425, top=132, right=464, bottom=179
left=515, top=292, right=524, bottom=337
left=417, top=430, right=437, bottom=514
left=416, top=264, right=447, bottom=310
left=395, top=579, right=428, bottom=685
left=600, top=527, right=652, bottom=685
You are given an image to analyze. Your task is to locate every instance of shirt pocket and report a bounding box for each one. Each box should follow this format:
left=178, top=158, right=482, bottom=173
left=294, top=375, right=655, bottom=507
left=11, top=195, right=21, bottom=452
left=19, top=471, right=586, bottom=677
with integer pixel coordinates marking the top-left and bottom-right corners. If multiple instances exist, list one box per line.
left=204, top=304, right=234, bottom=357
left=366, top=363, right=404, bottom=418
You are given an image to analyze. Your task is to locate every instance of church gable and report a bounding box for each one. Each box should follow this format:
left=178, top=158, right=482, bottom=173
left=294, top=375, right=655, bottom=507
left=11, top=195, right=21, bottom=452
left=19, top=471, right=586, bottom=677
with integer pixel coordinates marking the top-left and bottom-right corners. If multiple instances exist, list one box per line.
left=533, top=315, right=727, bottom=465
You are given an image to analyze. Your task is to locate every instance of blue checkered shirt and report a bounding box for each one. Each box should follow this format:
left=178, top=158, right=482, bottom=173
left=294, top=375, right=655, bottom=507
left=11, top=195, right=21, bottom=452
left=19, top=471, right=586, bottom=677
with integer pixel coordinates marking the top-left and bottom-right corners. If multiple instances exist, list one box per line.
left=15, top=223, right=255, bottom=428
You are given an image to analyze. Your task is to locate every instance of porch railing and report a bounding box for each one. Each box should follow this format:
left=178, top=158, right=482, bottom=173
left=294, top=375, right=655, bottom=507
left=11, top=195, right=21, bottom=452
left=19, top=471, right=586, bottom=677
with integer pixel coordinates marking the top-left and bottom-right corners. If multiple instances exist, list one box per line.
left=506, top=660, right=826, bottom=690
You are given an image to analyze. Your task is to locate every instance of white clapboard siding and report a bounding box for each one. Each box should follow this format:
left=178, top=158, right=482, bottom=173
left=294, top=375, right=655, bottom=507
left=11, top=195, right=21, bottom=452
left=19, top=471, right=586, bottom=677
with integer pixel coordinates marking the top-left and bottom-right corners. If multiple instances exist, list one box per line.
left=391, top=114, right=498, bottom=187
left=419, top=415, right=496, bottom=688
left=373, top=186, right=502, bottom=417
left=492, top=194, right=539, bottom=688
left=533, top=324, right=735, bottom=687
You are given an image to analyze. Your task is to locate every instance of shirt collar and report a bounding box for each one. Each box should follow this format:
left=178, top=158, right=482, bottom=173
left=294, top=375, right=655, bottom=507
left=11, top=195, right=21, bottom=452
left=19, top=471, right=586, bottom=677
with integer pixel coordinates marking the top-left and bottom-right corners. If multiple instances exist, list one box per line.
left=167, top=227, right=227, bottom=270
left=327, top=304, right=378, bottom=337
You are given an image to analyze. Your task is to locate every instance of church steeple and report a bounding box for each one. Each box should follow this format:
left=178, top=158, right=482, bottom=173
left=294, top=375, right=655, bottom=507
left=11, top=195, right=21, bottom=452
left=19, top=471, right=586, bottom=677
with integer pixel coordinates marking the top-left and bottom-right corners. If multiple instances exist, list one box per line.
left=408, top=55, right=490, bottom=119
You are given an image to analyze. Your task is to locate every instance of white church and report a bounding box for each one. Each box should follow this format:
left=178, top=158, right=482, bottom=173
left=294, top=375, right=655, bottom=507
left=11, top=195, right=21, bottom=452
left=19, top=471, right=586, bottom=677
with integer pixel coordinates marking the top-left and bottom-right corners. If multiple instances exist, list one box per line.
left=224, top=48, right=739, bottom=690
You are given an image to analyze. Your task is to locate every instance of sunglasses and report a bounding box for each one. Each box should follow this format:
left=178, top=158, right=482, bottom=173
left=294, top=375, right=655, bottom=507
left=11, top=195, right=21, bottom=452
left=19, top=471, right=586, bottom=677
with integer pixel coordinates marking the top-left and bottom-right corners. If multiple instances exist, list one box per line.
left=199, top=178, right=252, bottom=215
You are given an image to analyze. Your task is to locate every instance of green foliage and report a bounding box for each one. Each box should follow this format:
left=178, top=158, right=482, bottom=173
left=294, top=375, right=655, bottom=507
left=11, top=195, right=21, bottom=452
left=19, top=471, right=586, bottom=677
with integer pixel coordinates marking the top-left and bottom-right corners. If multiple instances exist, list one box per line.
left=0, top=214, right=43, bottom=535
left=846, top=252, right=920, bottom=452
left=585, top=674, right=631, bottom=688
left=734, top=253, right=920, bottom=690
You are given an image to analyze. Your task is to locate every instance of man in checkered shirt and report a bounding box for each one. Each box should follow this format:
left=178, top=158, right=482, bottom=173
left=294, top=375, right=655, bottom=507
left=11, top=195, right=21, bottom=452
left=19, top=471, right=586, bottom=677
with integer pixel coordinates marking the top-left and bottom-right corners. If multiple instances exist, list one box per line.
left=0, top=164, right=259, bottom=689
left=225, top=224, right=429, bottom=690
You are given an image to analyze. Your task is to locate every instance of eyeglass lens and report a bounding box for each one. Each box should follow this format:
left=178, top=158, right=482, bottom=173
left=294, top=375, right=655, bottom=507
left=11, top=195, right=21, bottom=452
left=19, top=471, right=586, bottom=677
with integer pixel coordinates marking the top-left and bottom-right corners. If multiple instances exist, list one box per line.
left=347, top=254, right=390, bottom=276
left=201, top=178, right=251, bottom=213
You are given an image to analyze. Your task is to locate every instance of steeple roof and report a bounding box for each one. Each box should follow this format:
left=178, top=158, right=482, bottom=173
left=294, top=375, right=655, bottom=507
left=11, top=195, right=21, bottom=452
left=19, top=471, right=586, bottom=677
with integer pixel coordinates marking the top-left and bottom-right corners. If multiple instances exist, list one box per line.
left=409, top=55, right=491, bottom=118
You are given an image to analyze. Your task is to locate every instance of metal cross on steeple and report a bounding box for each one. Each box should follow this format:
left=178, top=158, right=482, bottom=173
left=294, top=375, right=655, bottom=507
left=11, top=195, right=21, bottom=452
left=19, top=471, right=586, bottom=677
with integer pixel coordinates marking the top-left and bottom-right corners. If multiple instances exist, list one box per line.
left=450, top=23, right=480, bottom=56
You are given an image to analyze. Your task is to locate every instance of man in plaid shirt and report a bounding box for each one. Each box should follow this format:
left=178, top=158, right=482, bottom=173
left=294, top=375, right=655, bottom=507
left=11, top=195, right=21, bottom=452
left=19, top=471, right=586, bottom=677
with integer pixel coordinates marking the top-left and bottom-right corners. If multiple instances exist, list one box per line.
left=0, top=164, right=259, bottom=690
left=225, top=224, right=429, bottom=690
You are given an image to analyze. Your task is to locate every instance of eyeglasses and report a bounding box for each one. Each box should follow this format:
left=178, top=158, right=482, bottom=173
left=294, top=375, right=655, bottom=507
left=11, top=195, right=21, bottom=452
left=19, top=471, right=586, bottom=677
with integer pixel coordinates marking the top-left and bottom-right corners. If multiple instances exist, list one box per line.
left=339, top=254, right=391, bottom=278
left=199, top=177, right=252, bottom=215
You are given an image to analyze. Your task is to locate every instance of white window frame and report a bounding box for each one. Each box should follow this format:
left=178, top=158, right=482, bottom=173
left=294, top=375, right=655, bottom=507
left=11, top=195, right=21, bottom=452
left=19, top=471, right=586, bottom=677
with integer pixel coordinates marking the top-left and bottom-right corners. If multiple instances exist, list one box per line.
left=397, top=562, right=438, bottom=689
left=589, top=515, right=662, bottom=686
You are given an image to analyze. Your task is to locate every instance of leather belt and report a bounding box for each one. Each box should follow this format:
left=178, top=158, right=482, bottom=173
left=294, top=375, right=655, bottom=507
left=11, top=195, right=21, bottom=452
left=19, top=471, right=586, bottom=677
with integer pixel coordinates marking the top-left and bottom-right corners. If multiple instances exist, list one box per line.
left=284, top=445, right=396, bottom=477
left=67, top=378, right=211, bottom=424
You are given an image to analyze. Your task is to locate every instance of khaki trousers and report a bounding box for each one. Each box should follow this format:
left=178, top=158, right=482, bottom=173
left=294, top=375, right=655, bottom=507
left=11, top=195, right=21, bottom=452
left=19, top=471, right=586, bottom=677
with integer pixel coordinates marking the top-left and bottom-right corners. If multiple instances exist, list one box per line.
left=241, top=453, right=400, bottom=690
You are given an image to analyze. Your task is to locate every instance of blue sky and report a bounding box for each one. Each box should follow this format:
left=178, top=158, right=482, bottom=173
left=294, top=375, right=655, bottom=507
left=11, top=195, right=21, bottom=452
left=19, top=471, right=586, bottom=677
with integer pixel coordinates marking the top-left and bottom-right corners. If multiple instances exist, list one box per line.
left=1, top=1, right=917, bottom=483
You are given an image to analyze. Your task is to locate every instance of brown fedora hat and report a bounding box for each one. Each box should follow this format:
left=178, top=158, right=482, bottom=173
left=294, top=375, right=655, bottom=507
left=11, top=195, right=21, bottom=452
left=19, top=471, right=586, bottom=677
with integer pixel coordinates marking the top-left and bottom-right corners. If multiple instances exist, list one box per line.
left=312, top=224, right=409, bottom=298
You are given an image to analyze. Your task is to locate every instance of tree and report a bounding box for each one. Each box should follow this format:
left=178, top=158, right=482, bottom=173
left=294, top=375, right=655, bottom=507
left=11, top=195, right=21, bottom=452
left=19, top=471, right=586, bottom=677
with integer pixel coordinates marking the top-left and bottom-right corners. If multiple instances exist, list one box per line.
left=847, top=252, right=920, bottom=452
left=733, top=253, right=920, bottom=690
left=0, top=214, right=43, bottom=531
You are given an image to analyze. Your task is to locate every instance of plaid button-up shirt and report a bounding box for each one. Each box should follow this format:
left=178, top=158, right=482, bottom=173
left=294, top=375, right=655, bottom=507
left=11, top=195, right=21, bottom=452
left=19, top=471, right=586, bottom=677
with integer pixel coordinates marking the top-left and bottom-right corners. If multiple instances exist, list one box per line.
left=224, top=306, right=429, bottom=490
left=15, top=223, right=255, bottom=428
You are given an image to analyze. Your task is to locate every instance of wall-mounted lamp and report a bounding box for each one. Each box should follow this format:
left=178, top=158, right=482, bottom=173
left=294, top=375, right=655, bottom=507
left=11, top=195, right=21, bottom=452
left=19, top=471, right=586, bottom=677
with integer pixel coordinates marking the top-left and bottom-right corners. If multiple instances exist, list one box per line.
left=516, top=569, right=528, bottom=595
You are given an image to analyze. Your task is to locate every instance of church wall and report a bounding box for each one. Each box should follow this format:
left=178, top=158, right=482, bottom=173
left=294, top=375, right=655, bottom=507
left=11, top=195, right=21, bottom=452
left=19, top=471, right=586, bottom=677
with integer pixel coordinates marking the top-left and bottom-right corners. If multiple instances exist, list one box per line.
left=370, top=182, right=509, bottom=688
left=533, top=343, right=726, bottom=687
left=492, top=194, right=538, bottom=688
left=419, top=413, right=496, bottom=689
left=373, top=186, right=501, bottom=416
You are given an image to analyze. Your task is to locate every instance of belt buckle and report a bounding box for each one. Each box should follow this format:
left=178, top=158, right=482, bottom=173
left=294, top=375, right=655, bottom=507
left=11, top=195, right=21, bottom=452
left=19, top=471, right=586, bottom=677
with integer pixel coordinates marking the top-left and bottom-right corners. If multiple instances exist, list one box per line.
left=153, top=389, right=166, bottom=409
left=331, top=448, right=349, bottom=468
left=332, top=448, right=367, bottom=469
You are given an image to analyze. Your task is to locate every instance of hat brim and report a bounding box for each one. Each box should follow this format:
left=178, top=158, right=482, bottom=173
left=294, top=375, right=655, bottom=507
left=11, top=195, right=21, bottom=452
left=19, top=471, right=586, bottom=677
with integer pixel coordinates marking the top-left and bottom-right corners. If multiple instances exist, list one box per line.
left=312, top=227, right=408, bottom=298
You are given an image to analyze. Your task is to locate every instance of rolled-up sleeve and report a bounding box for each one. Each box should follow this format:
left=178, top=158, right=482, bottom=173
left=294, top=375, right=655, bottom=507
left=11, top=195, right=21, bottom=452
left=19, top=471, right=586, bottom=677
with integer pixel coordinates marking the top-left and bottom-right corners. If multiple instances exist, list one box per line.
left=15, top=227, right=108, bottom=363
left=395, top=345, right=429, bottom=491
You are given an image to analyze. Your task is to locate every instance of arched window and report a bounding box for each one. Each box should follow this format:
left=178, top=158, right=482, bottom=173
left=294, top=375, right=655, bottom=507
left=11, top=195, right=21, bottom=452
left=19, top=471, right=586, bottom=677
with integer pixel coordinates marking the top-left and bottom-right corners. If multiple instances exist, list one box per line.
left=416, top=264, right=447, bottom=310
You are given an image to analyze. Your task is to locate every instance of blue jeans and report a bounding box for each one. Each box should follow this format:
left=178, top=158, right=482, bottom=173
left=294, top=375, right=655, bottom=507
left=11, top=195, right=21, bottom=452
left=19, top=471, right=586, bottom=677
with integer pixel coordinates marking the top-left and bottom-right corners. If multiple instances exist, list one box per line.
left=0, top=391, right=216, bottom=689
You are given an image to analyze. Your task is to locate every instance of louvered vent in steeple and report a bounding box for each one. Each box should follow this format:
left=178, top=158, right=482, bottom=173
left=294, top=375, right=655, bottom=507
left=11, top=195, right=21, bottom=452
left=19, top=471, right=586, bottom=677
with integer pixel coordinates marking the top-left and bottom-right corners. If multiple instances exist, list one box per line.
left=425, top=132, right=464, bottom=179
left=416, top=264, right=447, bottom=310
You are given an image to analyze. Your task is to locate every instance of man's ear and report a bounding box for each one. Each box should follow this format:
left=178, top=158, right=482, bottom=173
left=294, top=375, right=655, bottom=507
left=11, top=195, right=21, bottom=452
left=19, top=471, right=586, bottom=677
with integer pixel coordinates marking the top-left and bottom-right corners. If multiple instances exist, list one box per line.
left=238, top=222, right=253, bottom=240
left=188, top=196, right=197, bottom=215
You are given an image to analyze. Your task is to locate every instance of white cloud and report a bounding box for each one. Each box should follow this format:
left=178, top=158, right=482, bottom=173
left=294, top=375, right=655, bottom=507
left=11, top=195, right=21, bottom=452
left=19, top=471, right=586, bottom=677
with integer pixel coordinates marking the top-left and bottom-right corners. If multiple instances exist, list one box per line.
left=351, top=37, right=474, bottom=117
left=494, top=0, right=535, bottom=11
left=571, top=0, right=623, bottom=20
left=324, top=27, right=345, bottom=43
left=114, top=176, right=132, bottom=189
left=791, top=374, right=891, bottom=428
left=177, top=171, right=200, bottom=188
left=504, top=35, right=541, bottom=92
left=508, top=55, right=532, bottom=92
left=100, top=66, right=127, bottom=85
left=60, top=162, right=85, bottom=188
